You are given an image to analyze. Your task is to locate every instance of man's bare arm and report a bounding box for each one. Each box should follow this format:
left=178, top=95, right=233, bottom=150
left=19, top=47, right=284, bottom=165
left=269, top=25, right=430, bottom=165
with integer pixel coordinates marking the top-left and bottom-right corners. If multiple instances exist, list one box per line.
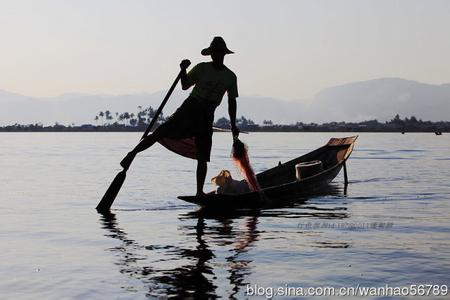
left=228, top=95, right=239, bottom=137
left=179, top=59, right=192, bottom=90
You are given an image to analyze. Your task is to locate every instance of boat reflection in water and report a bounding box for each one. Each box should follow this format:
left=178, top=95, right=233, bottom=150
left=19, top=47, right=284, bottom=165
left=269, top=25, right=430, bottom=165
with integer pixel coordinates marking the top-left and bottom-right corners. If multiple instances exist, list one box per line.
left=98, top=184, right=349, bottom=298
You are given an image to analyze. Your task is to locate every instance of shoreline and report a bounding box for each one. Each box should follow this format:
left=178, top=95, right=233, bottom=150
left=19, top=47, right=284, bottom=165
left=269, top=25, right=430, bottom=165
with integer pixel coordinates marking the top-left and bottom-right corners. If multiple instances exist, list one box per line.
left=0, top=127, right=447, bottom=133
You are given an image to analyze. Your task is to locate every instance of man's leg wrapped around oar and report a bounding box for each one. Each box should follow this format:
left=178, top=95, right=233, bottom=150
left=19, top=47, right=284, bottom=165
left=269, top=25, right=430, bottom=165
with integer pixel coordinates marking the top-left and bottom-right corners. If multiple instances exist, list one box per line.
left=120, top=96, right=215, bottom=195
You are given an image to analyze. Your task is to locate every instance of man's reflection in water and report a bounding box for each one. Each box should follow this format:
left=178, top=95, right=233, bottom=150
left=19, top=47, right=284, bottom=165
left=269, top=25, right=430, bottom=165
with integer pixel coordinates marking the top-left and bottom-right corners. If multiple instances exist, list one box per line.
left=151, top=216, right=217, bottom=298
left=100, top=212, right=218, bottom=298
left=99, top=185, right=349, bottom=298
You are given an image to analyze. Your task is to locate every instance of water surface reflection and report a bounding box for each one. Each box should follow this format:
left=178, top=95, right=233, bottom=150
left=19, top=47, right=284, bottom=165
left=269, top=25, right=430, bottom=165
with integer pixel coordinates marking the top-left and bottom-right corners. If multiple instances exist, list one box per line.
left=99, top=186, right=349, bottom=298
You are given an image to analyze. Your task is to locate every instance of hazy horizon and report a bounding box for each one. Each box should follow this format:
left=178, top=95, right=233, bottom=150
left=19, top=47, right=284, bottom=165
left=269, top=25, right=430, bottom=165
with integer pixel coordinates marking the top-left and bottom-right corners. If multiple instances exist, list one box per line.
left=0, top=77, right=450, bottom=103
left=1, top=76, right=449, bottom=101
left=2, top=77, right=450, bottom=125
left=1, top=0, right=450, bottom=101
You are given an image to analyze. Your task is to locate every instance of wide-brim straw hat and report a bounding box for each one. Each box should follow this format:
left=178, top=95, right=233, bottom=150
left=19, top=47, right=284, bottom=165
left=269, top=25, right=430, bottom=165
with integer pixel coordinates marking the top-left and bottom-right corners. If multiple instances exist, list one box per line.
left=201, top=36, right=234, bottom=56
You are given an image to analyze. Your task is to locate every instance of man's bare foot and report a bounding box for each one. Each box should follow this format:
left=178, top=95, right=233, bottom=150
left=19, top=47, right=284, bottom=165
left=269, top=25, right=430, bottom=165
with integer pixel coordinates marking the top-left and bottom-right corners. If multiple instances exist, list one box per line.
left=120, top=151, right=136, bottom=170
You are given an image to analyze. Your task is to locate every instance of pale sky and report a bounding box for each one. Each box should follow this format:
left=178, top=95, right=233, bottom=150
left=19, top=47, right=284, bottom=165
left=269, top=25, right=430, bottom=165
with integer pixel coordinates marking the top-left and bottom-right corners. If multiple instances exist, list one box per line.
left=1, top=0, right=450, bottom=100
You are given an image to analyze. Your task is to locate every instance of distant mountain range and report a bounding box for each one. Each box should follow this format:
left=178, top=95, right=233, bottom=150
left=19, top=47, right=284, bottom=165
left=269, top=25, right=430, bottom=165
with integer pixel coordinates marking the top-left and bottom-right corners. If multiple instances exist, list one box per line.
left=1, top=78, right=449, bottom=125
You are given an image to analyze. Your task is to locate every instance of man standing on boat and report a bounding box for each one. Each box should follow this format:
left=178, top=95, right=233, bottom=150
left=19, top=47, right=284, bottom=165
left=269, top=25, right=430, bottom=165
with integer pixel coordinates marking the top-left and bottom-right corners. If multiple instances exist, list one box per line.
left=120, top=36, right=239, bottom=195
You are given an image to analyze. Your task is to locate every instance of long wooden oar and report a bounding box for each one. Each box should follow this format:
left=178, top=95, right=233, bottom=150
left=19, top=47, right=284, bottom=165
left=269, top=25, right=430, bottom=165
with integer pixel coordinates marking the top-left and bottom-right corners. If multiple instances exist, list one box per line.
left=96, top=68, right=185, bottom=213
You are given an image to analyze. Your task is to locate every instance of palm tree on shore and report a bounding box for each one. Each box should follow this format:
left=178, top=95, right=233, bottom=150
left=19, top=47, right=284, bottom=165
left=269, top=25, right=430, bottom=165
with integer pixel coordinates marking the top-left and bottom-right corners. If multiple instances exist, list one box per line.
left=137, top=106, right=146, bottom=126
left=123, top=112, right=131, bottom=126
left=118, top=113, right=125, bottom=125
left=105, top=110, right=113, bottom=125
left=99, top=111, right=105, bottom=125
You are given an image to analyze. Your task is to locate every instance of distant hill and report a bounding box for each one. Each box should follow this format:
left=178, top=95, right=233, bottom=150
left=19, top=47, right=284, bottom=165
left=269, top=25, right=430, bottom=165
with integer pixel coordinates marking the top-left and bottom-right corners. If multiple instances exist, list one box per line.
left=311, top=78, right=450, bottom=122
left=1, top=78, right=449, bottom=125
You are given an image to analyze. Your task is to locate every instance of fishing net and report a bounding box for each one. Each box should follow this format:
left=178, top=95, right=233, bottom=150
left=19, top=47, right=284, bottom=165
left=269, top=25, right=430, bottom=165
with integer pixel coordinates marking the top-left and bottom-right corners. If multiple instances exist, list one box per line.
left=231, top=138, right=261, bottom=192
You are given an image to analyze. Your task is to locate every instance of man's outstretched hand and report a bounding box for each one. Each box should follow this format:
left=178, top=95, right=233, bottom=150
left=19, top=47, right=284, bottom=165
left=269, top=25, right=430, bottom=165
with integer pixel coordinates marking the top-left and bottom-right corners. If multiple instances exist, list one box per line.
left=180, top=59, right=191, bottom=70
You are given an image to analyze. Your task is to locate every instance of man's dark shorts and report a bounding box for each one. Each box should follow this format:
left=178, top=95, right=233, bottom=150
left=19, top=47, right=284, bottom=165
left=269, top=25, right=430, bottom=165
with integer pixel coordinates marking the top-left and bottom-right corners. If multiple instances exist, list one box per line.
left=155, top=96, right=215, bottom=162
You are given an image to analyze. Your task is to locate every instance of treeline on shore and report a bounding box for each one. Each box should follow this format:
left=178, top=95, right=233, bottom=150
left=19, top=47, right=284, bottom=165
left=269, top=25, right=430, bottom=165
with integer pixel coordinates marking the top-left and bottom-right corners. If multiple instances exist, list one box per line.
left=0, top=105, right=448, bottom=133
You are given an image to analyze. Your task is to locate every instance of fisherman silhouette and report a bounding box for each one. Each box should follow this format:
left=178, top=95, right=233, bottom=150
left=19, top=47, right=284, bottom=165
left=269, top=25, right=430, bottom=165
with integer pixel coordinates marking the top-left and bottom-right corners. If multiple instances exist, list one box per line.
left=120, top=37, right=239, bottom=195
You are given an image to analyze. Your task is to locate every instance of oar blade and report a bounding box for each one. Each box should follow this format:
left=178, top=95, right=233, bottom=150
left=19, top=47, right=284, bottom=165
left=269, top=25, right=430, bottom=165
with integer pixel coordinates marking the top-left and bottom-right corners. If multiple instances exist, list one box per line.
left=96, top=170, right=127, bottom=213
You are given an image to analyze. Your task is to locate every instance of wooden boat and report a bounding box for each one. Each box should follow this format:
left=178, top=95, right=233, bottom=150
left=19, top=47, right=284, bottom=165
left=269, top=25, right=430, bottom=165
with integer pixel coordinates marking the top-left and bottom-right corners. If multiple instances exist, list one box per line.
left=178, top=136, right=357, bottom=210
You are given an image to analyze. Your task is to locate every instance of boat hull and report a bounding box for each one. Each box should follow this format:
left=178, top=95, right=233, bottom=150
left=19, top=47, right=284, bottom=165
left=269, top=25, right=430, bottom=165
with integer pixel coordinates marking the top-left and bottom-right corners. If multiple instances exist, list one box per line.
left=178, top=136, right=357, bottom=210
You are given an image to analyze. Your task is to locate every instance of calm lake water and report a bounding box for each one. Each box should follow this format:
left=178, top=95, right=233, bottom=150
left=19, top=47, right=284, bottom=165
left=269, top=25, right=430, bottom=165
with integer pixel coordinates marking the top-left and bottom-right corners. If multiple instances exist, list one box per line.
left=1, top=132, right=449, bottom=299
